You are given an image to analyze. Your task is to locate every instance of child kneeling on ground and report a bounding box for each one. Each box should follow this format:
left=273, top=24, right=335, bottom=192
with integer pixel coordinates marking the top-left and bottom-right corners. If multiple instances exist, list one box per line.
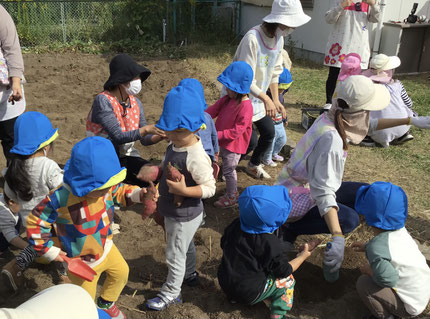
left=145, top=85, right=216, bottom=311
left=218, top=185, right=316, bottom=319
left=26, top=136, right=157, bottom=319
left=352, top=182, right=430, bottom=319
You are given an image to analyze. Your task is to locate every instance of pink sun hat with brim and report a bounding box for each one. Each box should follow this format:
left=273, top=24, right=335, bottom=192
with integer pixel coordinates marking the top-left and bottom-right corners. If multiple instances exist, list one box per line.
left=369, top=54, right=401, bottom=71
left=338, top=53, right=362, bottom=81
left=336, top=75, right=390, bottom=113
left=263, top=0, right=311, bottom=28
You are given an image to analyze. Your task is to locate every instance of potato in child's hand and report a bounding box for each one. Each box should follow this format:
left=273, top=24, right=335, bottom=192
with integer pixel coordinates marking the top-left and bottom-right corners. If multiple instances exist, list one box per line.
left=141, top=182, right=158, bottom=220
left=166, top=162, right=184, bottom=207
left=137, top=164, right=162, bottom=182
left=298, top=239, right=321, bottom=253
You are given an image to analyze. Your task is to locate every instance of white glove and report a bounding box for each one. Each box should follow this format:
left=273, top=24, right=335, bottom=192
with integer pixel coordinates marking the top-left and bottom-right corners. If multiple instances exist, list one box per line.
left=323, top=236, right=345, bottom=273
left=411, top=116, right=430, bottom=129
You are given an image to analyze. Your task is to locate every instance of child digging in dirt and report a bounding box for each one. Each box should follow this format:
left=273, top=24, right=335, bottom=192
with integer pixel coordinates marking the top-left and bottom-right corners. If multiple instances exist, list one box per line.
left=352, top=182, right=430, bottom=319
left=145, top=85, right=216, bottom=311
left=1, top=111, right=64, bottom=292
left=206, top=61, right=254, bottom=208
left=25, top=136, right=158, bottom=319
left=218, top=185, right=318, bottom=319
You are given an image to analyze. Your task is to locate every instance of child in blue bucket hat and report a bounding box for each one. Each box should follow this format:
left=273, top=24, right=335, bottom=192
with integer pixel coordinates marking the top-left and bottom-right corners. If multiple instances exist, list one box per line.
left=352, top=182, right=430, bottom=319
left=206, top=61, right=254, bottom=208
left=218, top=185, right=316, bottom=319
left=25, top=136, right=157, bottom=319
left=178, top=78, right=219, bottom=167
left=145, top=85, right=216, bottom=311
left=1, top=111, right=64, bottom=292
left=262, top=68, right=293, bottom=167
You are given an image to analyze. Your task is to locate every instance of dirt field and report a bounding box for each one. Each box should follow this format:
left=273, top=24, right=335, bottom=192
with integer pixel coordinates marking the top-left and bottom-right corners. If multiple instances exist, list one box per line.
left=0, top=53, right=429, bottom=319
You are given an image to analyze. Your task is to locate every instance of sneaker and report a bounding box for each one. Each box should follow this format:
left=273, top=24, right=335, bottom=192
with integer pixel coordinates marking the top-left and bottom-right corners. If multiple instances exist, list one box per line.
left=183, top=271, right=200, bottom=287
left=391, top=132, right=414, bottom=145
left=323, top=103, right=332, bottom=110
left=97, top=301, right=126, bottom=319
left=360, top=136, right=375, bottom=147
left=272, top=154, right=284, bottom=162
left=262, top=159, right=278, bottom=167
left=146, top=294, right=182, bottom=311
left=214, top=193, right=238, bottom=208
left=246, top=163, right=271, bottom=179
left=1, top=259, right=24, bottom=292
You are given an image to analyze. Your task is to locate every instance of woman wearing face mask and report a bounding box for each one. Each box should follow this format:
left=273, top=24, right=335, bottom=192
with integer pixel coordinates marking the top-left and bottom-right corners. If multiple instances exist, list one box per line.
left=229, top=0, right=310, bottom=179
left=87, top=54, right=165, bottom=186
left=276, top=75, right=430, bottom=276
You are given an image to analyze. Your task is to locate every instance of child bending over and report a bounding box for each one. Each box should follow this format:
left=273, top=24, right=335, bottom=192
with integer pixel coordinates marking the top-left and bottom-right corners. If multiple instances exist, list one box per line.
left=218, top=185, right=316, bottom=319
left=353, top=182, right=430, bottom=319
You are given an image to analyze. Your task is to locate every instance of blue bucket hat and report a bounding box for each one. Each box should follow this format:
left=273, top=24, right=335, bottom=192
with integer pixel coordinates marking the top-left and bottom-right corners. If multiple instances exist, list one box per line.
left=279, top=68, right=293, bottom=90
left=217, top=61, right=253, bottom=94
left=239, top=185, right=292, bottom=234
left=156, top=85, right=206, bottom=132
left=64, top=136, right=127, bottom=197
left=178, top=78, right=207, bottom=110
left=355, top=182, right=408, bottom=231
left=10, top=111, right=58, bottom=156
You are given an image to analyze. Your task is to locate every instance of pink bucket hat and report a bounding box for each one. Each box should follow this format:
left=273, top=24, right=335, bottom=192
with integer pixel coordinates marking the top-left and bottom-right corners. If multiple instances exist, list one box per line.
left=338, top=53, right=362, bottom=81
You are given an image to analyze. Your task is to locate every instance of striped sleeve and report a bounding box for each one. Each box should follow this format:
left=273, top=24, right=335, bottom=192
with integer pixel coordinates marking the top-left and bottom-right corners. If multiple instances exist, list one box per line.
left=399, top=81, right=413, bottom=108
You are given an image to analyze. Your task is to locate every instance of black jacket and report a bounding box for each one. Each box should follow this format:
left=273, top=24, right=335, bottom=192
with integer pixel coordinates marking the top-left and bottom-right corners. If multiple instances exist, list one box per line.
left=217, top=218, right=293, bottom=304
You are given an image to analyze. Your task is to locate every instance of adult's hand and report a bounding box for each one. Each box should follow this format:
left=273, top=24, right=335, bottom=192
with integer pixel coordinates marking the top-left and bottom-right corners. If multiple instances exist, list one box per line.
left=8, top=77, right=23, bottom=104
left=140, top=124, right=166, bottom=138
left=324, top=235, right=345, bottom=272
left=274, top=100, right=287, bottom=119
left=264, top=98, right=277, bottom=118
left=411, top=116, right=430, bottom=129
left=363, top=0, right=376, bottom=6
left=341, top=0, right=353, bottom=8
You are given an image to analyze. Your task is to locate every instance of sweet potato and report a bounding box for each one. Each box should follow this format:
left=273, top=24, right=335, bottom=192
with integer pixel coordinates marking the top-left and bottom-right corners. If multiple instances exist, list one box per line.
left=166, top=162, right=184, bottom=208
left=141, top=181, right=157, bottom=219
left=137, top=164, right=162, bottom=182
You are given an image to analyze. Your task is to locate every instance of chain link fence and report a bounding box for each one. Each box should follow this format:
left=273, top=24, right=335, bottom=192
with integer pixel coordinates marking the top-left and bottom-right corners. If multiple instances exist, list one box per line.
left=1, top=0, right=241, bottom=48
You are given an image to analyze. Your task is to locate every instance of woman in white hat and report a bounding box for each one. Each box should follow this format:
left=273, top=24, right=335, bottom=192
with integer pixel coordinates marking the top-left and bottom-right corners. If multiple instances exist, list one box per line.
left=229, top=0, right=311, bottom=179
left=362, top=54, right=416, bottom=147
left=276, top=75, right=430, bottom=275
left=324, top=0, right=381, bottom=108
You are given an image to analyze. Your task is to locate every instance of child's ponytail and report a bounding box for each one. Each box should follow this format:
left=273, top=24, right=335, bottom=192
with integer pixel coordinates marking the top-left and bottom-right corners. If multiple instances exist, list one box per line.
left=5, top=155, right=33, bottom=201
left=335, top=99, right=349, bottom=151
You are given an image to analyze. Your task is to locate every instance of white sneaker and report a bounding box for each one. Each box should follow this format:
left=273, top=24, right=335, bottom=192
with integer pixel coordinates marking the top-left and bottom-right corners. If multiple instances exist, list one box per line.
left=246, top=163, right=271, bottom=179
left=262, top=159, right=277, bottom=167
left=323, top=103, right=332, bottom=110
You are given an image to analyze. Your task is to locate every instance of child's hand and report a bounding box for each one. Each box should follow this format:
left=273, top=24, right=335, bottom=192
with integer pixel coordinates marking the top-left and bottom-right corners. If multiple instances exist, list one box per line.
left=166, top=174, right=187, bottom=196
left=139, top=186, right=159, bottom=202
left=54, top=250, right=67, bottom=262
left=275, top=101, right=287, bottom=119
left=297, top=243, right=312, bottom=259
left=214, top=152, right=220, bottom=163
left=351, top=241, right=366, bottom=252
left=360, top=263, right=373, bottom=276
left=298, top=239, right=321, bottom=253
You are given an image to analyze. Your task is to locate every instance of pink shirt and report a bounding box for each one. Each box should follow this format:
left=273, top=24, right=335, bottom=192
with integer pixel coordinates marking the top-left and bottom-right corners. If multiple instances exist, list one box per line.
left=206, top=96, right=253, bottom=154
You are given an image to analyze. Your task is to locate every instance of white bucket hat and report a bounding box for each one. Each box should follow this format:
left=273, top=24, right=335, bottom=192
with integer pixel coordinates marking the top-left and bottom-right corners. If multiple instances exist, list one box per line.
left=263, top=0, right=311, bottom=28
left=336, top=75, right=390, bottom=113
left=370, top=54, right=401, bottom=71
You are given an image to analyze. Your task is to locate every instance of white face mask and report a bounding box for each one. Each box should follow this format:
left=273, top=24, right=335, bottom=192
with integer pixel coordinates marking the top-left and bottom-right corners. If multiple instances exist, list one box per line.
left=277, top=27, right=294, bottom=38
left=123, top=79, right=142, bottom=96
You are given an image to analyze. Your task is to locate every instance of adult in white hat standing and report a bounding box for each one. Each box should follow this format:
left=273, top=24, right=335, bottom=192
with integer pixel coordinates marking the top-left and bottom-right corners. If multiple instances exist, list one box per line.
left=362, top=54, right=416, bottom=147
left=324, top=0, right=381, bottom=108
left=229, top=0, right=311, bottom=179
left=276, top=75, right=430, bottom=276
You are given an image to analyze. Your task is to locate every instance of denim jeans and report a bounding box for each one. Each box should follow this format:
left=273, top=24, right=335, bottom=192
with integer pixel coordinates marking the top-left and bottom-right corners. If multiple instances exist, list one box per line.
left=263, top=122, right=287, bottom=162
left=283, top=182, right=366, bottom=243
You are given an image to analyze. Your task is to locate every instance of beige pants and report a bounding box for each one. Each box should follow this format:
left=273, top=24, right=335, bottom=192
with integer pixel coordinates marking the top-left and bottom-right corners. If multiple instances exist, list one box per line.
left=356, top=275, right=411, bottom=319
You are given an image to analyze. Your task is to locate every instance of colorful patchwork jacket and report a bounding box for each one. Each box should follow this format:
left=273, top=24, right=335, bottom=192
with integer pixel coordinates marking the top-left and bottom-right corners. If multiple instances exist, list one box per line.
left=27, top=183, right=140, bottom=262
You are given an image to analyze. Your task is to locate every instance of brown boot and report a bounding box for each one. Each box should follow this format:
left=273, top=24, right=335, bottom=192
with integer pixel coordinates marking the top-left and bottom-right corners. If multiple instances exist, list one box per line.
left=1, top=259, right=24, bottom=292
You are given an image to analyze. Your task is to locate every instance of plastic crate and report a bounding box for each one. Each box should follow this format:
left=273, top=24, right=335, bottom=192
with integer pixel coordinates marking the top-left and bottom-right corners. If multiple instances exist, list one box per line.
left=301, top=108, right=327, bottom=130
